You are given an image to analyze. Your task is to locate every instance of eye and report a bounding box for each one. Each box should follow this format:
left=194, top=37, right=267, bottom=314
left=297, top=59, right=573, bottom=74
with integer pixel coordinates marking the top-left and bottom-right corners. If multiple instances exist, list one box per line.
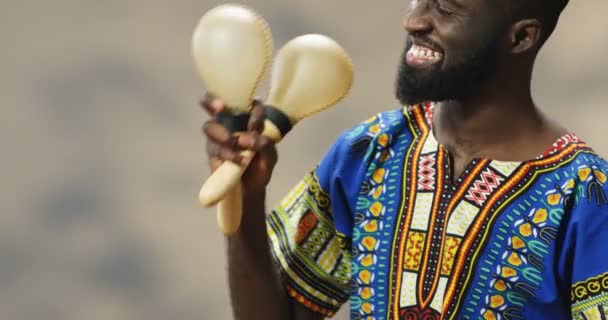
left=434, top=0, right=454, bottom=16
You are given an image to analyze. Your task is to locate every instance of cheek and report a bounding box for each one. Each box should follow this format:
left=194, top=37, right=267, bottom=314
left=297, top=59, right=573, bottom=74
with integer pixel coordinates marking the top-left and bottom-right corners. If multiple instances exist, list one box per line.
left=438, top=22, right=498, bottom=52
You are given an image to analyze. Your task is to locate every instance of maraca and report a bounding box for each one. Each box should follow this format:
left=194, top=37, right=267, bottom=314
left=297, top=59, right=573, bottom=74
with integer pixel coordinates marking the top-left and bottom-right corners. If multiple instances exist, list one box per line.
left=192, top=4, right=272, bottom=118
left=200, top=34, right=354, bottom=234
left=192, top=3, right=272, bottom=233
left=199, top=34, right=353, bottom=206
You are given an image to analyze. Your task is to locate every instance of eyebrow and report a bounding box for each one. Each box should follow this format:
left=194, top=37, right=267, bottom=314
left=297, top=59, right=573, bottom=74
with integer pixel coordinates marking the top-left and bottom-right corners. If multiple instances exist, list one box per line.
left=444, top=0, right=466, bottom=9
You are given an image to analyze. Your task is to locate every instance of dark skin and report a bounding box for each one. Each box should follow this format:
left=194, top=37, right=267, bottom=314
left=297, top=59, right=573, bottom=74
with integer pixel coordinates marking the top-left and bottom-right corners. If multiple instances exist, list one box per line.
left=202, top=0, right=567, bottom=318
left=406, top=0, right=565, bottom=177
left=201, top=96, right=322, bottom=320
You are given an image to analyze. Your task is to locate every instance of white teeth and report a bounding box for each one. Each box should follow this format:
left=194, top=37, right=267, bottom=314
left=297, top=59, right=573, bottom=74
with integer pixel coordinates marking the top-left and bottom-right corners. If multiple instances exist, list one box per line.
left=411, top=45, right=433, bottom=58
left=409, top=44, right=442, bottom=60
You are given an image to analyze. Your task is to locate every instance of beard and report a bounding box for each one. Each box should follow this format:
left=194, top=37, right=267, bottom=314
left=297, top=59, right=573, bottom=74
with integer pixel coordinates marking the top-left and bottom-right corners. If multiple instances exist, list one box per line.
left=395, top=32, right=503, bottom=105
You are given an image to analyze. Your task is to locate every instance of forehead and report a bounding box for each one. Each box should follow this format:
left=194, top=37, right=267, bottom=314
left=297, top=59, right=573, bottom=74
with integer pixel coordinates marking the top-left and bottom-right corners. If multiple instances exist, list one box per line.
left=410, top=0, right=497, bottom=10
left=450, top=0, right=500, bottom=10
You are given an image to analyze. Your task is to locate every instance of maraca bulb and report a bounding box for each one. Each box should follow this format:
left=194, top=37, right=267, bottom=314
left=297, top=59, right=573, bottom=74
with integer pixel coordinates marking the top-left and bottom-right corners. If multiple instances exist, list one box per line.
left=192, top=4, right=273, bottom=111
left=266, top=34, right=353, bottom=122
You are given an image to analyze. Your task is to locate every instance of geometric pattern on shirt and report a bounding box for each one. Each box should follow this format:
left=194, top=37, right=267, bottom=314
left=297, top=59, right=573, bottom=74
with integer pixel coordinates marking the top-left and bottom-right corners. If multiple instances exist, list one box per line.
left=407, top=104, right=594, bottom=320
left=418, top=153, right=436, bottom=191
left=570, top=163, right=608, bottom=319
left=441, top=236, right=462, bottom=276
left=389, top=104, right=455, bottom=319
left=543, top=132, right=584, bottom=158
left=480, top=198, right=565, bottom=320
left=571, top=271, right=608, bottom=319
left=402, top=231, right=461, bottom=277
left=267, top=170, right=351, bottom=317
left=460, top=154, right=595, bottom=320
left=443, top=145, right=591, bottom=320
left=352, top=110, right=407, bottom=320
left=404, top=231, right=426, bottom=271
left=446, top=200, right=481, bottom=237
left=387, top=104, right=592, bottom=320
left=269, top=102, right=601, bottom=320
left=464, top=167, right=505, bottom=207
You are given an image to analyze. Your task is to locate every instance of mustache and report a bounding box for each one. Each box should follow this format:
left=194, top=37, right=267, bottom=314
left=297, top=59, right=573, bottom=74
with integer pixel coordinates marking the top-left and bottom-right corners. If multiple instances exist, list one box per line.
left=406, top=36, right=444, bottom=54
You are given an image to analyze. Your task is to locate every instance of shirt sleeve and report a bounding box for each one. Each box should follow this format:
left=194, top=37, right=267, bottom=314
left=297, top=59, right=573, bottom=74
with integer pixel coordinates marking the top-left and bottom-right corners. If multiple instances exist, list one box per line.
left=266, top=131, right=362, bottom=317
left=562, top=166, right=608, bottom=319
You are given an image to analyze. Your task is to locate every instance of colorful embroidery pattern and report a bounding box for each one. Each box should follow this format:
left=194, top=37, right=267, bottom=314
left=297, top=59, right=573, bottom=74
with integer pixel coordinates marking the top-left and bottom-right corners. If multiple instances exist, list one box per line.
left=478, top=180, right=573, bottom=320
left=464, top=168, right=505, bottom=207
left=267, top=170, right=351, bottom=316
left=404, top=231, right=426, bottom=271
left=350, top=110, right=407, bottom=319
left=572, top=271, right=608, bottom=318
left=266, top=103, right=608, bottom=320
left=440, top=236, right=461, bottom=276
left=418, top=153, right=437, bottom=191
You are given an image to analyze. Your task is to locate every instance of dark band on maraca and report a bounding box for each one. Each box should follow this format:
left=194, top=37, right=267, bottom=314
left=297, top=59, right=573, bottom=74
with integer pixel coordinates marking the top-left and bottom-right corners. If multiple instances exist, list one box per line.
left=215, top=112, right=250, bottom=132
left=215, top=105, right=293, bottom=136
left=263, top=105, right=292, bottom=136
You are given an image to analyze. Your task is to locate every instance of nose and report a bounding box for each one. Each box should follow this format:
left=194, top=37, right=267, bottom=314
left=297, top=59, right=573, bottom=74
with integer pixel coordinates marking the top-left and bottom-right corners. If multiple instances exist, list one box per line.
left=404, top=1, right=433, bottom=35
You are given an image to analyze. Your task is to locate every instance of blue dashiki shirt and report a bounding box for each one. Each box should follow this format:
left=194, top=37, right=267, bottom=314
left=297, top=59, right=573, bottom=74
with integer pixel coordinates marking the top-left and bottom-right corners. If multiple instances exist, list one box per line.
left=266, top=103, right=608, bottom=320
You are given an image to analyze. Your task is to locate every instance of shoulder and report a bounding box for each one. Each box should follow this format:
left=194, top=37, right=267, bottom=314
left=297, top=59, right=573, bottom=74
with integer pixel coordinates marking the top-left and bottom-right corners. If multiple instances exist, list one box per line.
left=569, top=150, right=608, bottom=208
left=566, top=146, right=608, bottom=183
left=335, top=105, right=424, bottom=159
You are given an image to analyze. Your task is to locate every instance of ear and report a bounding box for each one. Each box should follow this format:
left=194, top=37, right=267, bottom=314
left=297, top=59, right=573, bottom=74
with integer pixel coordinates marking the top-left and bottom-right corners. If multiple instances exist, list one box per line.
left=509, top=19, right=542, bottom=54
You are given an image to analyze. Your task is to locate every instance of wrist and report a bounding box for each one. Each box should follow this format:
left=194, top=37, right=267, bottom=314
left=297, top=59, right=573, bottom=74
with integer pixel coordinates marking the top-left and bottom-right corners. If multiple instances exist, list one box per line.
left=242, top=186, right=266, bottom=200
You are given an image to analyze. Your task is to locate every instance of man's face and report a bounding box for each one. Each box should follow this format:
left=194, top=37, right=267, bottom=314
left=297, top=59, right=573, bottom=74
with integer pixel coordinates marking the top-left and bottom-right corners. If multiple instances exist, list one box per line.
left=396, top=0, right=508, bottom=105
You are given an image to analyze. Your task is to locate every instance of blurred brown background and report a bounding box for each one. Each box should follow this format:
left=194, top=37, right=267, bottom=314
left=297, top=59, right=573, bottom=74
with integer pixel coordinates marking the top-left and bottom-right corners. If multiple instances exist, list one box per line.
left=1, top=0, right=606, bottom=319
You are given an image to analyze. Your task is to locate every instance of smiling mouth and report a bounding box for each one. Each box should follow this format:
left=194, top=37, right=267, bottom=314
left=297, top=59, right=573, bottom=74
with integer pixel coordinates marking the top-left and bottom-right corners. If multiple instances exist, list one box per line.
left=406, top=43, right=444, bottom=67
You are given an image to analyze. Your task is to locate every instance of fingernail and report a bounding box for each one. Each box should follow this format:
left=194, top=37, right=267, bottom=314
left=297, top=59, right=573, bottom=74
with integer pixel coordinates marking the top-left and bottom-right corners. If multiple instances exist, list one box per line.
left=211, top=99, right=224, bottom=111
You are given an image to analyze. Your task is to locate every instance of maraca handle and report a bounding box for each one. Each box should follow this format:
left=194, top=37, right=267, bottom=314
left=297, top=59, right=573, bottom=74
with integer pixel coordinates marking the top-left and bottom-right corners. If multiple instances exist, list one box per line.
left=199, top=119, right=284, bottom=207
left=217, top=182, right=243, bottom=235
left=199, top=151, right=251, bottom=207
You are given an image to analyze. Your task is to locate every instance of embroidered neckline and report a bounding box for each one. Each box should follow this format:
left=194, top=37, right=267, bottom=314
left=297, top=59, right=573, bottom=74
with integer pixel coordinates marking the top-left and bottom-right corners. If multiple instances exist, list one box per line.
left=414, top=102, right=585, bottom=164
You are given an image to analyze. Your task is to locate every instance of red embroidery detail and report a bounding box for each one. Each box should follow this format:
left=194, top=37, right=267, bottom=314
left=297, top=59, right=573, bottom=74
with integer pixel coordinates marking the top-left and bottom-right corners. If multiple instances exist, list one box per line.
left=418, top=153, right=437, bottom=191
left=295, top=211, right=318, bottom=245
left=422, top=102, right=435, bottom=125
left=541, top=132, right=583, bottom=157
left=399, top=306, right=441, bottom=320
left=465, top=169, right=504, bottom=206
left=286, top=284, right=336, bottom=317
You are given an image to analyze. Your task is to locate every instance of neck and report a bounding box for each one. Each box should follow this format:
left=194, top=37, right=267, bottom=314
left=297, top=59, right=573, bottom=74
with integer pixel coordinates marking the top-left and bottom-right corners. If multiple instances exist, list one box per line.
left=432, top=76, right=564, bottom=161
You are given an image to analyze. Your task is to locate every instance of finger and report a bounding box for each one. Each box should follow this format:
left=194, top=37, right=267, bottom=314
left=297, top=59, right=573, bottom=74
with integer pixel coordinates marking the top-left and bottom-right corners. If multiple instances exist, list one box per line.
left=206, top=141, right=243, bottom=164
left=199, top=94, right=227, bottom=116
left=256, top=144, right=278, bottom=167
left=248, top=100, right=265, bottom=133
left=202, top=121, right=237, bottom=147
left=211, top=98, right=226, bottom=113
left=208, top=156, right=223, bottom=172
left=199, top=93, right=216, bottom=115
left=236, top=131, right=272, bottom=151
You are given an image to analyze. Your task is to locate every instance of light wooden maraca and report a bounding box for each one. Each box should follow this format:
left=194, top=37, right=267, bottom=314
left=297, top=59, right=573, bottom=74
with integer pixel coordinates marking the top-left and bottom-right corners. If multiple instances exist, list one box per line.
left=192, top=4, right=272, bottom=234
left=192, top=4, right=272, bottom=116
left=200, top=34, right=354, bottom=234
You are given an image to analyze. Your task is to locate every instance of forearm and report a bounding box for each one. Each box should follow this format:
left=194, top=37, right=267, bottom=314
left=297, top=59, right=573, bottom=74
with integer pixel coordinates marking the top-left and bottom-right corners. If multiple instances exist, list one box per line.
left=226, top=189, right=290, bottom=320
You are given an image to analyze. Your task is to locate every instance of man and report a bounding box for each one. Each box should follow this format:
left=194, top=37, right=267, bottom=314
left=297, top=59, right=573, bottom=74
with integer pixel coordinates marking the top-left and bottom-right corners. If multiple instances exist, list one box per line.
left=202, top=0, right=608, bottom=319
